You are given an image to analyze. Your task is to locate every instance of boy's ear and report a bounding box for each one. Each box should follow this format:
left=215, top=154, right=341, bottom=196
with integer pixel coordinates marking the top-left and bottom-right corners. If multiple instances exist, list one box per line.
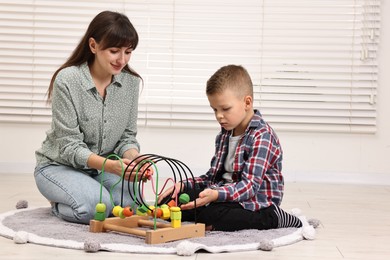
left=89, top=37, right=97, bottom=54
left=244, top=95, right=253, bottom=108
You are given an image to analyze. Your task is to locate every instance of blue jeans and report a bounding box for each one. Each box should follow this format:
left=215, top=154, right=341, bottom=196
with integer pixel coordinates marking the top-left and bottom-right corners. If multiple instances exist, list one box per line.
left=34, top=164, right=134, bottom=224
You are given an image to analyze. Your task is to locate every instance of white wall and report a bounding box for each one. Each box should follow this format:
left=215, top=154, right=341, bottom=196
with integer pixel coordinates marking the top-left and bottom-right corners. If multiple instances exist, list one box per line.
left=1, top=2, right=389, bottom=184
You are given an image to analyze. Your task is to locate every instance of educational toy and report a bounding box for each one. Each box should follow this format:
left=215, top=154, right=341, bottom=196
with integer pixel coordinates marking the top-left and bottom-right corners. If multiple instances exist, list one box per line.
left=89, top=154, right=205, bottom=244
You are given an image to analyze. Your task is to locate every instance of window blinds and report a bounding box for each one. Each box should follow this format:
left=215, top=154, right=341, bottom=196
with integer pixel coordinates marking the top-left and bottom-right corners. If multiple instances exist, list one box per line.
left=0, top=0, right=381, bottom=133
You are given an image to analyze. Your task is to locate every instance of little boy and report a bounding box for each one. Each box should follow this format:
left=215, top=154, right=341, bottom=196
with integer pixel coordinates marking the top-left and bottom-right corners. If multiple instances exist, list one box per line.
left=161, top=65, right=302, bottom=231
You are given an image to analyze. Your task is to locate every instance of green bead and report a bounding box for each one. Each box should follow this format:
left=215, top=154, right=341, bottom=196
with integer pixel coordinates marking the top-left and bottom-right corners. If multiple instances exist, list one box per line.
left=94, top=212, right=106, bottom=221
left=138, top=204, right=149, bottom=213
left=171, top=211, right=182, bottom=220
left=179, top=193, right=190, bottom=204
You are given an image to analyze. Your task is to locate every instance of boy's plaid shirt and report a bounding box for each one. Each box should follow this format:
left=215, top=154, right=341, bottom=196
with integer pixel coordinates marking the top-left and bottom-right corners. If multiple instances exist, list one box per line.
left=188, top=109, right=284, bottom=211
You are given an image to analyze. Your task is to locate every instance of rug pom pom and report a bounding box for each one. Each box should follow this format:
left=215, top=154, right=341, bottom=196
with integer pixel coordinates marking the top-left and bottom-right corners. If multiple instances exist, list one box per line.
left=291, top=208, right=301, bottom=216
left=14, top=231, right=29, bottom=244
left=176, top=241, right=199, bottom=256
left=15, top=200, right=28, bottom=209
left=308, top=218, right=321, bottom=228
left=302, top=225, right=316, bottom=240
left=84, top=239, right=101, bottom=252
left=258, top=239, right=274, bottom=251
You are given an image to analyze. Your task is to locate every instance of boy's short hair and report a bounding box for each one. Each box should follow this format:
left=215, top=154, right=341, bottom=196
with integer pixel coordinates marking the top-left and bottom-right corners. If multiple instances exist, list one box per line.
left=206, top=65, right=253, bottom=98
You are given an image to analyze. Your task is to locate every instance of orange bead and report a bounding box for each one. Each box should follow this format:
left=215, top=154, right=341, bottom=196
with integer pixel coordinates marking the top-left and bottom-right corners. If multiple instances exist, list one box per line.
left=123, top=207, right=133, bottom=217
left=167, top=199, right=176, bottom=208
left=153, top=208, right=163, bottom=218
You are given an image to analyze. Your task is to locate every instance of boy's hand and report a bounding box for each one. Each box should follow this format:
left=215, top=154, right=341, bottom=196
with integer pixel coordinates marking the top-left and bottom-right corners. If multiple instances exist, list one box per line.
left=157, top=182, right=184, bottom=204
left=181, top=189, right=218, bottom=210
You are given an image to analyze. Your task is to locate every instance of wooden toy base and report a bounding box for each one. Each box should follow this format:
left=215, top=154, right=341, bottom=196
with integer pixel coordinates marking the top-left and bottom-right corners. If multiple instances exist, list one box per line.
left=89, top=215, right=205, bottom=244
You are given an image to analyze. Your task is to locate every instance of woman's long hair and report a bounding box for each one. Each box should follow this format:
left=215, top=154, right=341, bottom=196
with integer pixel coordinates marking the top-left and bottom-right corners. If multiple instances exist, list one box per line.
left=47, top=10, right=140, bottom=101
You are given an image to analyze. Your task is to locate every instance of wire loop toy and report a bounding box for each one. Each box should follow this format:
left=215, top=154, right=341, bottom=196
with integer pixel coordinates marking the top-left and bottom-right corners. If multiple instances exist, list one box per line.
left=89, top=154, right=205, bottom=244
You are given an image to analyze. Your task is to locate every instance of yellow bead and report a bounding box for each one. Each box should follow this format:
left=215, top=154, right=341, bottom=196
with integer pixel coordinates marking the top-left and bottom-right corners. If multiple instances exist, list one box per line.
left=112, top=205, right=123, bottom=217
left=161, top=207, right=171, bottom=219
left=170, top=206, right=180, bottom=212
left=148, top=205, right=155, bottom=216
left=171, top=219, right=181, bottom=228
left=95, top=203, right=106, bottom=213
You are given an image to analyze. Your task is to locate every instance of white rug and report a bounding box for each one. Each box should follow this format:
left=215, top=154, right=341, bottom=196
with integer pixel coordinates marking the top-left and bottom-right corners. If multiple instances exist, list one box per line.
left=0, top=205, right=319, bottom=256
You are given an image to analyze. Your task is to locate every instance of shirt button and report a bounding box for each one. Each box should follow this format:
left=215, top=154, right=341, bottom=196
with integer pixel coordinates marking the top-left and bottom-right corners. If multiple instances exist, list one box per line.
left=104, top=120, right=107, bottom=123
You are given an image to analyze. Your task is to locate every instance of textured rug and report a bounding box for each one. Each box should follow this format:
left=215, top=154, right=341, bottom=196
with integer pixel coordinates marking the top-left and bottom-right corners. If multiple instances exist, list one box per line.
left=0, top=204, right=319, bottom=256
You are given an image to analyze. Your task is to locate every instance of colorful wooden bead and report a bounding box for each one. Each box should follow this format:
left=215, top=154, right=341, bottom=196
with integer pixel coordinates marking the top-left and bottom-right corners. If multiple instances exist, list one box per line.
left=112, top=205, right=123, bottom=217
left=154, top=208, right=163, bottom=218
left=167, top=199, right=176, bottom=207
left=94, top=211, right=106, bottom=221
left=95, top=203, right=106, bottom=213
left=123, top=207, right=133, bottom=217
left=138, top=204, right=149, bottom=214
left=160, top=204, right=171, bottom=220
left=170, top=206, right=182, bottom=228
left=179, top=193, right=190, bottom=204
left=170, top=207, right=181, bottom=219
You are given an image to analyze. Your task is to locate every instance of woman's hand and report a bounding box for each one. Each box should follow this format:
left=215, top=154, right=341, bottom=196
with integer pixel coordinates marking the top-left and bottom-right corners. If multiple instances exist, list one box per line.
left=130, top=154, right=155, bottom=181
left=88, top=153, right=151, bottom=181
left=121, top=151, right=155, bottom=181
left=108, top=158, right=137, bottom=181
left=180, top=189, right=218, bottom=210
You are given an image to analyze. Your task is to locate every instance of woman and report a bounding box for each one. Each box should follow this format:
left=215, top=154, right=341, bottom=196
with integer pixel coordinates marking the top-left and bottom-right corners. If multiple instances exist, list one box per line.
left=34, top=11, right=145, bottom=224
